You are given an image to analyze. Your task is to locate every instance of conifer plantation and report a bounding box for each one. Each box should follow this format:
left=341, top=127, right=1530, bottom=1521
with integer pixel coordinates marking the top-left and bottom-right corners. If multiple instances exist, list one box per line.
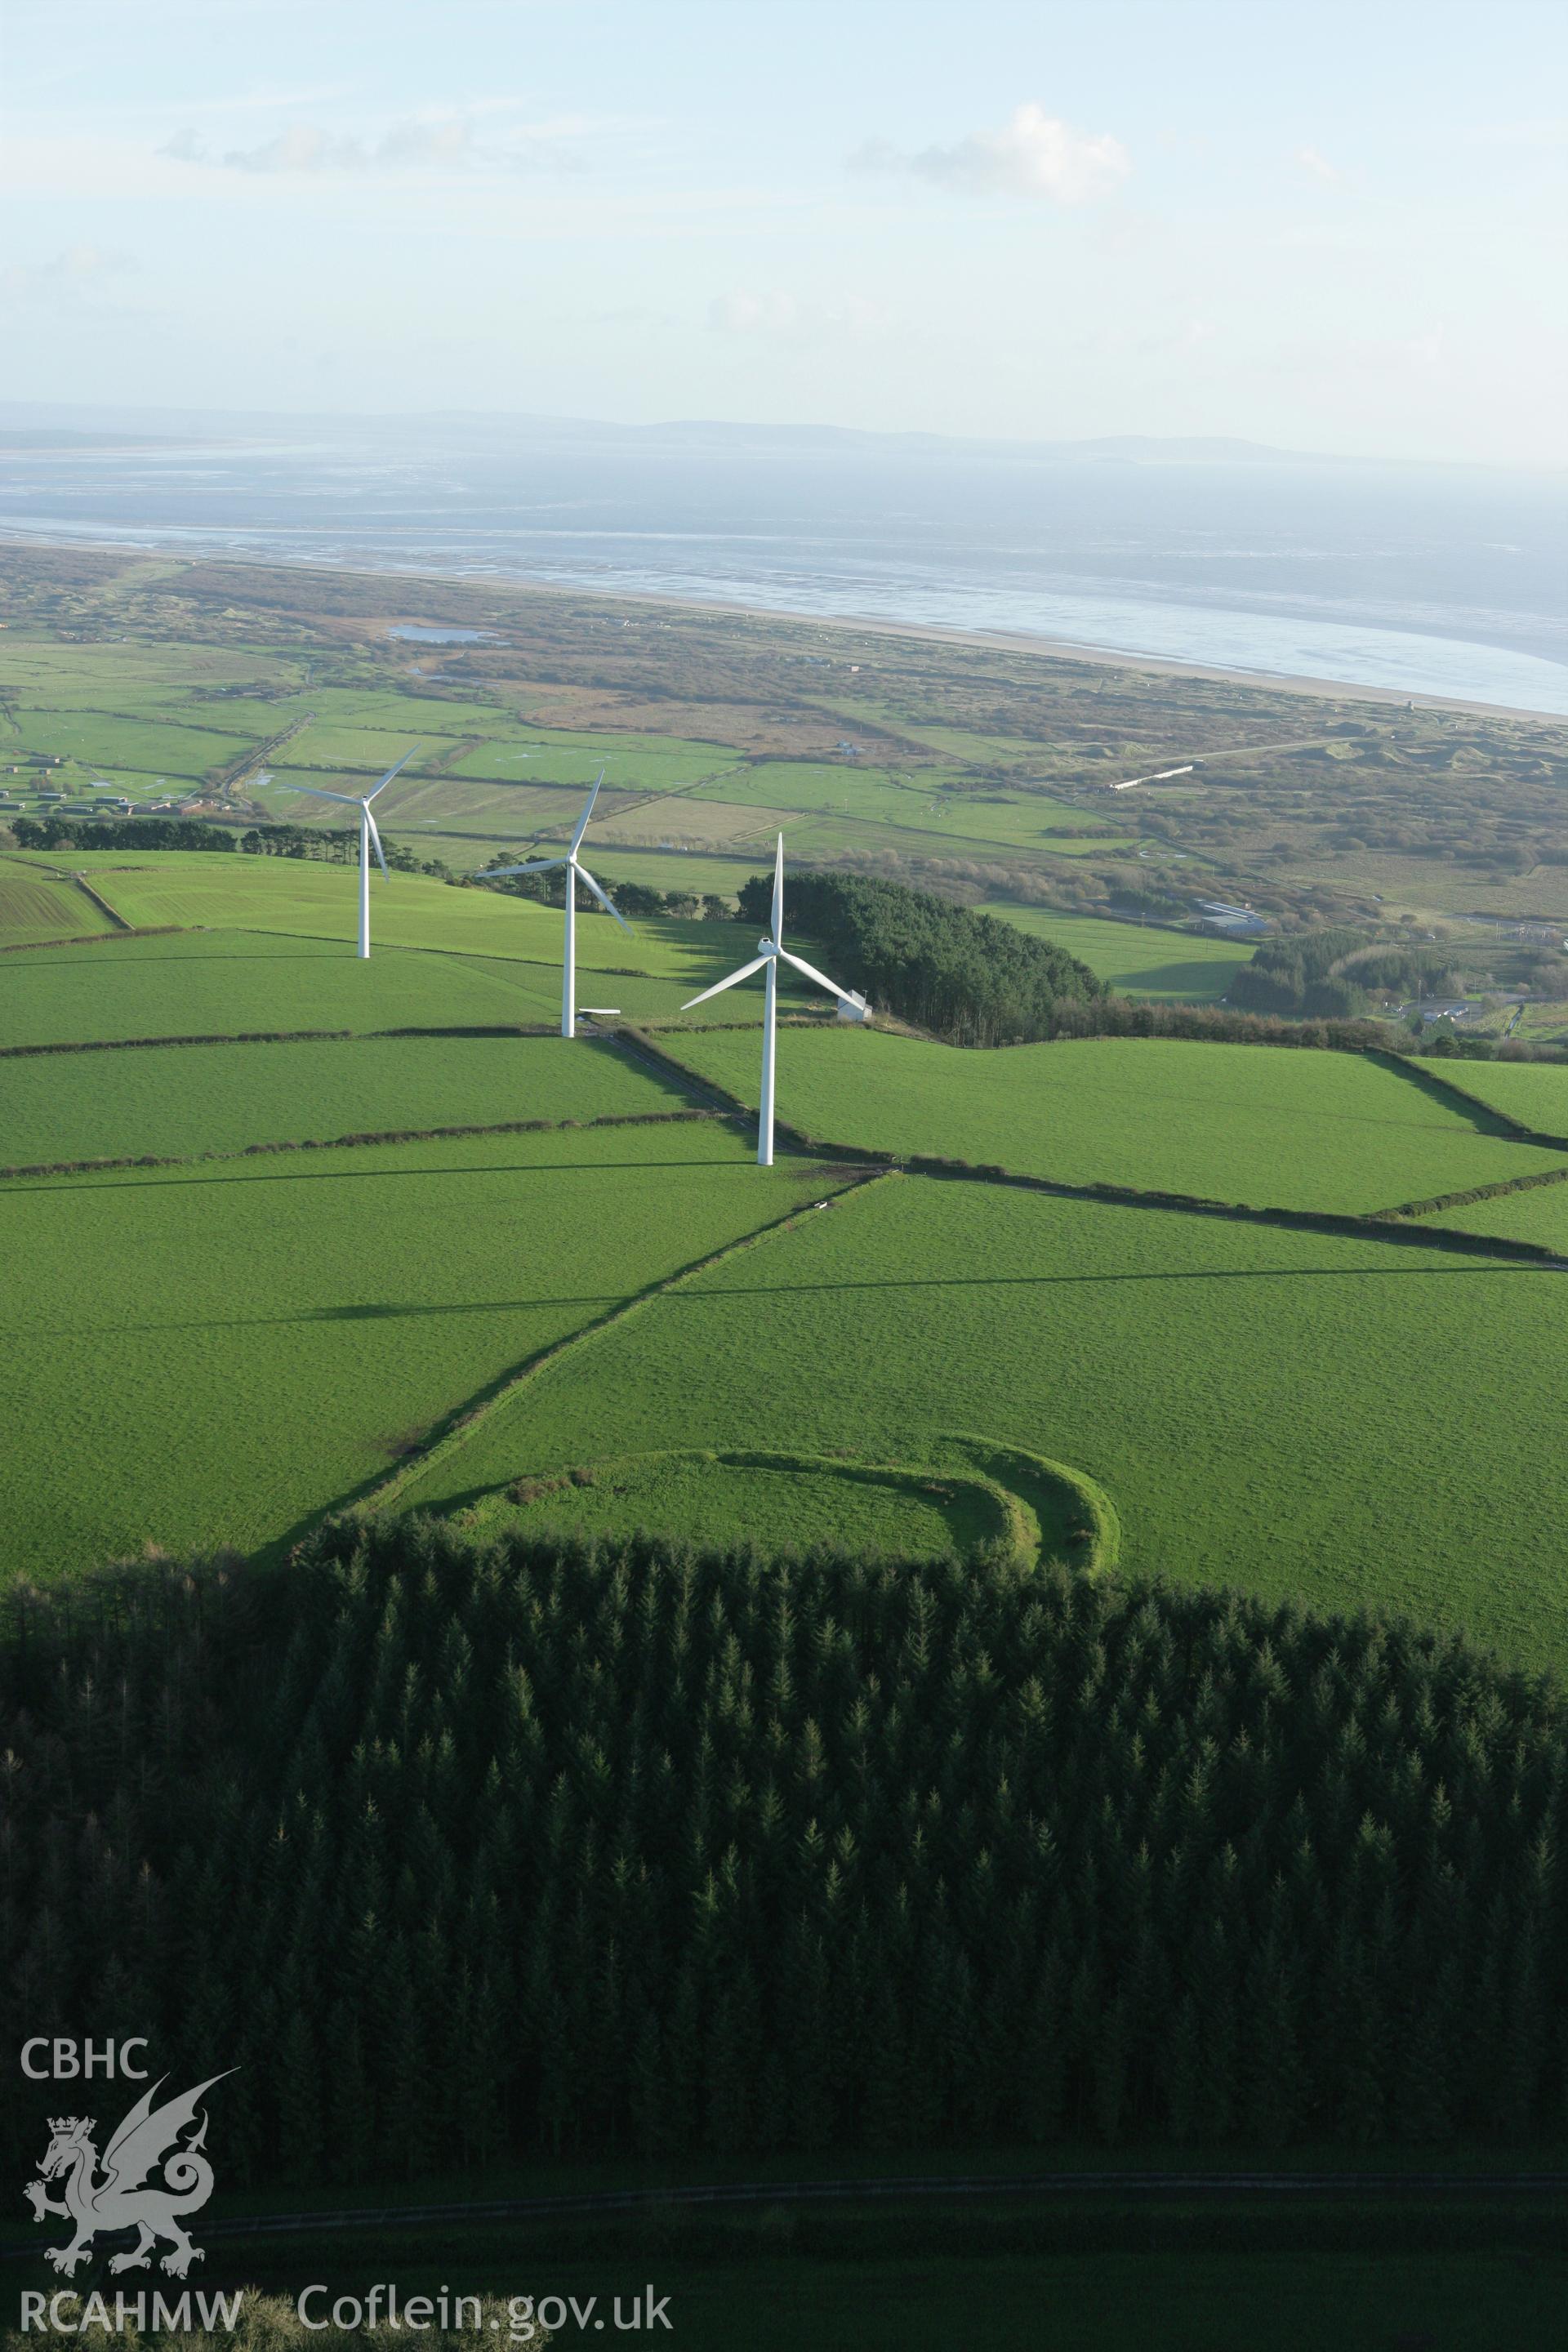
left=5, top=1516, right=1566, bottom=2184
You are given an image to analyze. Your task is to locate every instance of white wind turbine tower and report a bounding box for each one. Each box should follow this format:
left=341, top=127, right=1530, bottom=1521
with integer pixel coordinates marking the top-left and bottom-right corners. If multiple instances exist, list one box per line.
left=481, top=769, right=630, bottom=1037
left=287, top=746, right=420, bottom=960
left=681, top=835, right=851, bottom=1168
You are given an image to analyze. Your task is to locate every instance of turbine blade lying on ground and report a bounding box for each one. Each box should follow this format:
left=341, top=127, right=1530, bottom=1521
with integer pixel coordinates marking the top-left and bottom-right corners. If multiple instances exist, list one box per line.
left=779, top=947, right=851, bottom=1000
left=570, top=767, right=606, bottom=854
left=366, top=746, right=421, bottom=800
left=573, top=862, right=633, bottom=933
left=365, top=807, right=390, bottom=882
left=681, top=953, right=771, bottom=1011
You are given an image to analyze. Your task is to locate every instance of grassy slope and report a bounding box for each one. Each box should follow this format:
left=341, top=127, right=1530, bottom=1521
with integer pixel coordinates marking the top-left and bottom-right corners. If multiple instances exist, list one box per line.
left=982, top=905, right=1254, bottom=1000
left=0, top=1032, right=695, bottom=1166
left=0, top=931, right=567, bottom=1044
left=1420, top=1058, right=1568, bottom=1141
left=0, top=866, right=116, bottom=945
left=402, top=1173, right=1568, bottom=1671
left=662, top=1027, right=1562, bottom=1214
left=0, top=1124, right=834, bottom=1584
left=67, top=856, right=716, bottom=969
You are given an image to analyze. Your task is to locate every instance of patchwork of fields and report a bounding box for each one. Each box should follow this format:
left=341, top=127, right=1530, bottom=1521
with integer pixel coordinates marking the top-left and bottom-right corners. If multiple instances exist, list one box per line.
left=399, top=1173, right=1568, bottom=1670
left=4, top=847, right=1568, bottom=1677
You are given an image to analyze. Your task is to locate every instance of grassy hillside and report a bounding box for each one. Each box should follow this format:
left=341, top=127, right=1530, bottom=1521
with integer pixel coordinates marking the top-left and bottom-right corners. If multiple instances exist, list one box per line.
left=984, top=906, right=1254, bottom=1000
left=401, top=1172, right=1568, bottom=1670
left=0, top=930, right=572, bottom=1044
left=660, top=1026, right=1563, bottom=1214
left=0, top=1032, right=694, bottom=1168
left=1419, top=1058, right=1568, bottom=1142
left=0, top=1124, right=838, bottom=1583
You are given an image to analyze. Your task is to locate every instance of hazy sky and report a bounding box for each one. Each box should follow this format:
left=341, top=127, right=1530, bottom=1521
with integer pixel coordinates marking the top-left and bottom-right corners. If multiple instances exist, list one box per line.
left=2, top=0, right=1564, bottom=464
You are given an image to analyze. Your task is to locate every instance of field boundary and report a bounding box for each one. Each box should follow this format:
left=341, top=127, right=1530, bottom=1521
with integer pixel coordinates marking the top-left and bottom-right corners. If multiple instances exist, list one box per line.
left=359, top=1167, right=892, bottom=1521
left=1370, top=1049, right=1568, bottom=1149
left=0, top=1107, right=743, bottom=1183
left=616, top=1027, right=1568, bottom=1267
left=0, top=925, right=192, bottom=959
left=67, top=870, right=132, bottom=929
left=1373, top=1161, right=1568, bottom=1223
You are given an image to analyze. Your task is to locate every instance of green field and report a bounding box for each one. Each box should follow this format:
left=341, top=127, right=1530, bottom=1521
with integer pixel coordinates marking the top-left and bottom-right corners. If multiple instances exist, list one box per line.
left=982, top=905, right=1254, bottom=999
left=0, top=863, right=116, bottom=945
left=0, top=929, right=576, bottom=1044
left=1425, top=1057, right=1568, bottom=1141
left=661, top=1024, right=1564, bottom=1213
left=400, top=1171, right=1568, bottom=1670
left=0, top=1122, right=837, bottom=1584
left=0, top=849, right=764, bottom=1001
left=0, top=1032, right=695, bottom=1167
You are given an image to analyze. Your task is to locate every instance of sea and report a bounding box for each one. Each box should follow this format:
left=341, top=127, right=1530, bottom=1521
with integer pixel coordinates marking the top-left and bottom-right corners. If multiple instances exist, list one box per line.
left=2, top=417, right=1566, bottom=716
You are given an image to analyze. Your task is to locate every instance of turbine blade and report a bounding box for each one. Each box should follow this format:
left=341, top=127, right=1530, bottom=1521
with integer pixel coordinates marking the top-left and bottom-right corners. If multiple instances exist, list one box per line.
left=365, top=746, right=421, bottom=800
left=365, top=807, right=390, bottom=883
left=482, top=858, right=567, bottom=880
left=569, top=766, right=605, bottom=854
left=573, top=862, right=633, bottom=934
left=779, top=947, right=850, bottom=1000
left=286, top=782, right=358, bottom=804
left=680, top=952, right=771, bottom=1011
left=771, top=833, right=784, bottom=945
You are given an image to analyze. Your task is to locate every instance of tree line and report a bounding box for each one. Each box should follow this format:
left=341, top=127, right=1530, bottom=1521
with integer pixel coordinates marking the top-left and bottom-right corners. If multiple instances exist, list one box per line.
left=4, top=1516, right=1567, bottom=2185
left=10, top=814, right=238, bottom=854
left=737, top=870, right=1105, bottom=1045
left=479, top=863, right=730, bottom=922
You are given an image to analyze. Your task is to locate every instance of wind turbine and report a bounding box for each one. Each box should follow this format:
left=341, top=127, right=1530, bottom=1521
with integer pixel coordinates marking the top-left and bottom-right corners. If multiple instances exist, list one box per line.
left=681, top=835, right=850, bottom=1168
left=481, top=769, right=630, bottom=1037
left=287, top=747, right=420, bottom=960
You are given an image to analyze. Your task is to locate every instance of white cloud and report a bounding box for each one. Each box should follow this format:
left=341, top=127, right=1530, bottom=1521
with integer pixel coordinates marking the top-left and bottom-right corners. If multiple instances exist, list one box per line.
left=163, top=113, right=585, bottom=177
left=853, top=103, right=1130, bottom=204
left=0, top=244, right=134, bottom=299
left=1294, top=145, right=1340, bottom=184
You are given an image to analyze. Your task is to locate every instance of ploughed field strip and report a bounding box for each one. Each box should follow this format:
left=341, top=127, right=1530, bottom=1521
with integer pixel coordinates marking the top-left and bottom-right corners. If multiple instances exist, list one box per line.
left=399, top=1173, right=1568, bottom=1673
left=0, top=1031, right=697, bottom=1168
left=659, top=1026, right=1566, bottom=1216
left=0, top=1122, right=839, bottom=1586
left=0, top=865, right=118, bottom=947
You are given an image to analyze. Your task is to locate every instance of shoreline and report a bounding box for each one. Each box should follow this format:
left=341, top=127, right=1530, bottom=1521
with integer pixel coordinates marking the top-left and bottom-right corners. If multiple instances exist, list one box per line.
left=4, top=528, right=1566, bottom=728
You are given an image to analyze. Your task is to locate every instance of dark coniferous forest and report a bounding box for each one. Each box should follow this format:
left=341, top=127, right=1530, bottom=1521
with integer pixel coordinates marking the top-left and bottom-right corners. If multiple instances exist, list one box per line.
left=3, top=1517, right=1565, bottom=2185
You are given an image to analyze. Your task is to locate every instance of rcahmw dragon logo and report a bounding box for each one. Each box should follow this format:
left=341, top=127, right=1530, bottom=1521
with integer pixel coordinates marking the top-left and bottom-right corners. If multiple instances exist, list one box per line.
left=24, top=2073, right=232, bottom=2277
